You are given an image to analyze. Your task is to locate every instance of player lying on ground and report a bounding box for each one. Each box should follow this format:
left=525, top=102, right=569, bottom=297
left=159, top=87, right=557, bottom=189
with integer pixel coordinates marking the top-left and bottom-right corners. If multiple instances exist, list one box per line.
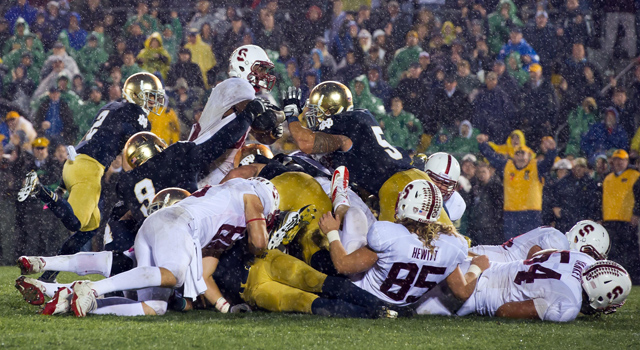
left=469, top=220, right=610, bottom=262
left=416, top=250, right=632, bottom=322
left=33, top=178, right=278, bottom=317
left=319, top=170, right=490, bottom=307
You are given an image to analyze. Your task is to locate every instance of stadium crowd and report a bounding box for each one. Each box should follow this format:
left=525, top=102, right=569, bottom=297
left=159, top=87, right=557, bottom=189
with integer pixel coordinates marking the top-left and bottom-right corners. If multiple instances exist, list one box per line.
left=1, top=0, right=640, bottom=287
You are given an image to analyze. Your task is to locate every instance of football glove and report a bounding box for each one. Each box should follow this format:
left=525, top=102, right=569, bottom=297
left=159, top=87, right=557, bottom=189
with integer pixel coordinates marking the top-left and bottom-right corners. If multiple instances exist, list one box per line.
left=282, top=86, right=303, bottom=123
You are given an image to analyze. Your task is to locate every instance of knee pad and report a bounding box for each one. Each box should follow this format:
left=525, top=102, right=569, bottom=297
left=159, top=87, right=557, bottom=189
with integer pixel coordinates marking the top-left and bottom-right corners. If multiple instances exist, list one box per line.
left=143, top=300, right=168, bottom=316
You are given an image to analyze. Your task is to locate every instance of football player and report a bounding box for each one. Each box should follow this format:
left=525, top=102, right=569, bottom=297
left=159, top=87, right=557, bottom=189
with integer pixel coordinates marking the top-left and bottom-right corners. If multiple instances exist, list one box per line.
left=17, top=73, right=164, bottom=280
left=422, top=152, right=466, bottom=221
left=319, top=178, right=490, bottom=307
left=190, top=45, right=283, bottom=186
left=469, top=220, right=611, bottom=262
left=41, top=178, right=278, bottom=317
left=417, top=251, right=632, bottom=322
left=282, top=83, right=453, bottom=224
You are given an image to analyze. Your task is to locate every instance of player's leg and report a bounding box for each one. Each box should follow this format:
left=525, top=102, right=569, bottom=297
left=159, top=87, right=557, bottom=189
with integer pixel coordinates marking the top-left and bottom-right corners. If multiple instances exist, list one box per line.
left=468, top=245, right=512, bottom=263
left=18, top=251, right=113, bottom=277
left=340, top=207, right=369, bottom=254
left=63, top=155, right=103, bottom=231
left=15, top=275, right=71, bottom=304
left=38, top=230, right=98, bottom=282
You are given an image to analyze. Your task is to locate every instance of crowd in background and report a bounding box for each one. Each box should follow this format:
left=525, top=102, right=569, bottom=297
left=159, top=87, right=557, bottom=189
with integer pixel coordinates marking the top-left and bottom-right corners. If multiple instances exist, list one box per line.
left=1, top=0, right=640, bottom=279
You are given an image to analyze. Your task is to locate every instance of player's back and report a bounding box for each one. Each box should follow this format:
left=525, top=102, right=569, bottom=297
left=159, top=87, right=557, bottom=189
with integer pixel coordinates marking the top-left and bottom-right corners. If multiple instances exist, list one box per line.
left=176, top=178, right=256, bottom=250
left=354, top=221, right=468, bottom=306
left=469, top=226, right=570, bottom=262
left=75, top=100, right=150, bottom=167
left=461, top=251, right=595, bottom=322
left=319, top=109, right=413, bottom=194
left=116, top=142, right=200, bottom=222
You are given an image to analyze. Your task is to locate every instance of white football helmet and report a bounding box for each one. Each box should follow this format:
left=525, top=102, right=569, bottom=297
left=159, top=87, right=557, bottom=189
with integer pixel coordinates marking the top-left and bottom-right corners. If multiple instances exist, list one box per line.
left=396, top=180, right=443, bottom=223
left=581, top=260, right=632, bottom=314
left=566, top=220, right=610, bottom=260
left=248, top=177, right=280, bottom=229
left=424, top=152, right=460, bottom=201
left=228, top=45, right=276, bottom=91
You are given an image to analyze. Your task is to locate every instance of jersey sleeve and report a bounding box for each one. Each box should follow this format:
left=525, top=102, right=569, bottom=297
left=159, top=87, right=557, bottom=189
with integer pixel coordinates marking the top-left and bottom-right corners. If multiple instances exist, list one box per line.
left=366, top=221, right=396, bottom=253
left=537, top=228, right=571, bottom=251
left=534, top=297, right=580, bottom=322
left=188, top=114, right=251, bottom=173
left=319, top=110, right=375, bottom=140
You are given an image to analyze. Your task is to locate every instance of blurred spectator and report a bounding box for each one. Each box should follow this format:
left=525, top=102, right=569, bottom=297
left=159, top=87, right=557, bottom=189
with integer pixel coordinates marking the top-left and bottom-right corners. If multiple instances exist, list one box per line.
left=148, top=103, right=180, bottom=146
left=137, top=32, right=171, bottom=80
left=71, top=74, right=87, bottom=100
left=0, top=18, right=10, bottom=46
left=40, top=42, right=79, bottom=80
left=492, top=60, right=520, bottom=106
left=187, top=0, right=215, bottom=32
left=199, top=22, right=214, bottom=47
left=58, top=12, right=86, bottom=52
left=336, top=50, right=364, bottom=85
left=349, top=75, right=385, bottom=120
left=523, top=11, right=556, bottom=76
left=4, top=0, right=37, bottom=29
left=78, top=0, right=103, bottom=32
left=395, top=62, right=430, bottom=134
left=505, top=52, right=528, bottom=86
left=379, top=96, right=422, bottom=151
left=298, top=6, right=325, bottom=57
left=107, top=83, right=121, bottom=102
left=183, top=28, right=216, bottom=88
left=387, top=30, right=422, bottom=88
left=488, top=130, right=534, bottom=160
left=33, top=86, right=76, bottom=145
left=120, top=50, right=143, bottom=81
left=312, top=38, right=338, bottom=79
left=126, top=22, right=146, bottom=53
left=124, top=1, right=159, bottom=37
left=53, top=143, right=67, bottom=165
left=560, top=42, right=591, bottom=89
left=446, top=120, right=481, bottom=156
left=468, top=161, right=504, bottom=245
left=169, top=78, right=199, bottom=137
left=0, top=111, right=36, bottom=152
left=4, top=64, right=36, bottom=113
left=218, top=14, right=250, bottom=63
left=31, top=11, right=54, bottom=51
left=166, top=48, right=205, bottom=90
left=3, top=18, right=34, bottom=55
left=328, top=0, right=346, bottom=46
left=519, top=64, right=558, bottom=150
left=431, top=74, right=471, bottom=132
left=549, top=157, right=600, bottom=232
left=602, top=0, right=637, bottom=63
left=367, top=65, right=391, bottom=109
left=581, top=107, right=628, bottom=160
left=608, top=87, right=635, bottom=139
left=76, top=34, right=108, bottom=83
left=472, top=71, right=516, bottom=143
left=12, top=136, right=63, bottom=257
left=2, top=34, right=44, bottom=75
left=602, top=149, right=640, bottom=283
left=456, top=60, right=481, bottom=96
left=478, top=133, right=557, bottom=239
left=556, top=0, right=595, bottom=53
left=74, top=86, right=103, bottom=142
left=44, top=1, right=66, bottom=41
left=487, top=0, right=523, bottom=55
left=162, top=17, right=183, bottom=64
left=543, top=158, right=573, bottom=226
left=565, top=97, right=597, bottom=157
left=372, top=0, right=411, bottom=50
left=254, top=10, right=283, bottom=53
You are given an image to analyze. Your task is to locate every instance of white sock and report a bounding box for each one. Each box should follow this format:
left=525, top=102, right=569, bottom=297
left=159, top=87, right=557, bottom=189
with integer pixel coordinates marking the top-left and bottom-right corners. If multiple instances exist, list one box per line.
left=41, top=281, right=72, bottom=298
left=91, top=266, right=162, bottom=296
left=42, top=252, right=113, bottom=277
left=91, top=297, right=145, bottom=316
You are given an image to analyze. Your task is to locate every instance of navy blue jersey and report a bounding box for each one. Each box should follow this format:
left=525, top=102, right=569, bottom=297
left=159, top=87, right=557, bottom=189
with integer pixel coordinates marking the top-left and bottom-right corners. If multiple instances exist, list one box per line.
left=115, top=142, right=200, bottom=223
left=75, top=101, right=150, bottom=167
left=318, top=109, right=413, bottom=194
left=212, top=237, right=251, bottom=305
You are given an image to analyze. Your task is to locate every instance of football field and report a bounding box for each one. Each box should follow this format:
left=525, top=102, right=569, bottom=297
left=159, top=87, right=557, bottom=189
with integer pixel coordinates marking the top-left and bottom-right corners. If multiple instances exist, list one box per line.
left=0, top=266, right=638, bottom=349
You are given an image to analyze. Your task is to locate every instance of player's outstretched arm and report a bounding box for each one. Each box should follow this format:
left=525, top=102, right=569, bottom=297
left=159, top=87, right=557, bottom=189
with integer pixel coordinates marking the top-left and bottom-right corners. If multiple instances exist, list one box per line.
left=243, top=194, right=268, bottom=254
left=287, top=106, right=350, bottom=154
left=201, top=255, right=230, bottom=313
left=446, top=255, right=490, bottom=301
left=319, top=211, right=378, bottom=275
left=495, top=300, right=540, bottom=320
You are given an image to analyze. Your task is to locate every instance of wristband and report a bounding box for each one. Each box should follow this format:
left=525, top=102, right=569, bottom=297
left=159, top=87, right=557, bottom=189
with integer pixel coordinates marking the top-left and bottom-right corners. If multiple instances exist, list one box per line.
left=215, top=297, right=230, bottom=313
left=467, top=264, right=482, bottom=278
left=326, top=230, right=341, bottom=244
left=286, top=115, right=300, bottom=124
left=246, top=218, right=266, bottom=224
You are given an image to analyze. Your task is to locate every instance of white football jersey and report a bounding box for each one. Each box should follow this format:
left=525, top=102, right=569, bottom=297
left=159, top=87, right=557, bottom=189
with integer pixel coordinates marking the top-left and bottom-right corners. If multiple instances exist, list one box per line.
left=457, top=251, right=596, bottom=322
left=469, top=226, right=570, bottom=262
left=353, top=221, right=468, bottom=306
left=176, top=178, right=256, bottom=251
left=444, top=191, right=466, bottom=221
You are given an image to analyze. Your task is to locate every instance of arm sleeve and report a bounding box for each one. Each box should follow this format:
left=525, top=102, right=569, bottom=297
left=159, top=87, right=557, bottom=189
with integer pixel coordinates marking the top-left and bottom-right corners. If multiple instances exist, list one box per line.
left=537, top=149, right=558, bottom=176
left=535, top=298, right=580, bottom=322
left=479, top=142, right=507, bottom=170
left=366, top=222, right=394, bottom=253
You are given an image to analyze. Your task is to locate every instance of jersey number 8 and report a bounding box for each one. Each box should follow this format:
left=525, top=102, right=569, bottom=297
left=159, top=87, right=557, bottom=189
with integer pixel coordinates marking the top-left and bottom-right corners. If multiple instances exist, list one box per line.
left=380, top=262, right=446, bottom=302
left=134, top=178, right=156, bottom=217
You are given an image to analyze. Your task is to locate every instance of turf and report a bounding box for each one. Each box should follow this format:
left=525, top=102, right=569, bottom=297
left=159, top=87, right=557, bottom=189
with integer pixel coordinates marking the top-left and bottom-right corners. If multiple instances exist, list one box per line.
left=0, top=266, right=638, bottom=349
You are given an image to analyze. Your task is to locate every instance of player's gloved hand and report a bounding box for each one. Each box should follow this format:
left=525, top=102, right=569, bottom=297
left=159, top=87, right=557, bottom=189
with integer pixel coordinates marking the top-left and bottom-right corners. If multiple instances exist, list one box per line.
left=271, top=124, right=284, bottom=139
left=239, top=98, right=267, bottom=122
left=230, top=303, right=253, bottom=313
left=282, top=86, right=303, bottom=123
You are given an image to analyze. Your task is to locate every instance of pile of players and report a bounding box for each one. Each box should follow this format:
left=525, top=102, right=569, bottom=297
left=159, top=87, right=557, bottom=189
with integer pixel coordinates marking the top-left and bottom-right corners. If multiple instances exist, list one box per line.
left=12, top=44, right=632, bottom=322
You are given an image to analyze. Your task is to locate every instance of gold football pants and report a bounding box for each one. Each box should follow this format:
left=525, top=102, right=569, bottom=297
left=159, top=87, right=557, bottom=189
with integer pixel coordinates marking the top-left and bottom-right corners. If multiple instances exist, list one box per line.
left=62, top=154, right=105, bottom=232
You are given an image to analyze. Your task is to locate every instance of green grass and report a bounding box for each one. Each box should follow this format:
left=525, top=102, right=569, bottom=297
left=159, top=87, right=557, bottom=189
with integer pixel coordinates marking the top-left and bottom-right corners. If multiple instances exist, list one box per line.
left=0, top=266, right=639, bottom=349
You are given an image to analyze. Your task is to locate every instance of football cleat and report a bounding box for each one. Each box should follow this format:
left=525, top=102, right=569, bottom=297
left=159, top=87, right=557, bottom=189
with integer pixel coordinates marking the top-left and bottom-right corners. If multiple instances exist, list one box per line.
left=17, top=170, right=41, bottom=202
left=268, top=205, right=315, bottom=249
left=70, top=281, right=98, bottom=317
left=283, top=205, right=316, bottom=245
left=16, top=256, right=46, bottom=275
left=331, top=166, right=350, bottom=211
left=15, top=276, right=46, bottom=305
left=378, top=306, right=398, bottom=319
left=42, top=287, right=72, bottom=315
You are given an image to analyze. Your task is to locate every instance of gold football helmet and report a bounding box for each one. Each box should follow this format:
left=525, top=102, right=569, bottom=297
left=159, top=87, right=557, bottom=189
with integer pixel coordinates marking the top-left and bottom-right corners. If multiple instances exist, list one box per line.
left=123, top=132, right=167, bottom=169
left=305, top=81, right=353, bottom=130
left=148, top=187, right=191, bottom=214
left=233, top=143, right=274, bottom=168
left=122, top=72, right=166, bottom=116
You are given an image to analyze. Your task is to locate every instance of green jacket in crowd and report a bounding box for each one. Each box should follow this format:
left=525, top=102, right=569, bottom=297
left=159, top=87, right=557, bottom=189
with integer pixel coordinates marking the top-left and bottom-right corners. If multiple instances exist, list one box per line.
left=349, top=75, right=386, bottom=121
left=387, top=44, right=423, bottom=88
left=506, top=52, right=529, bottom=86
left=76, top=45, right=108, bottom=83
left=380, top=109, right=423, bottom=151
left=487, top=0, right=523, bottom=55
left=565, top=104, right=598, bottom=157
left=74, top=99, right=103, bottom=143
